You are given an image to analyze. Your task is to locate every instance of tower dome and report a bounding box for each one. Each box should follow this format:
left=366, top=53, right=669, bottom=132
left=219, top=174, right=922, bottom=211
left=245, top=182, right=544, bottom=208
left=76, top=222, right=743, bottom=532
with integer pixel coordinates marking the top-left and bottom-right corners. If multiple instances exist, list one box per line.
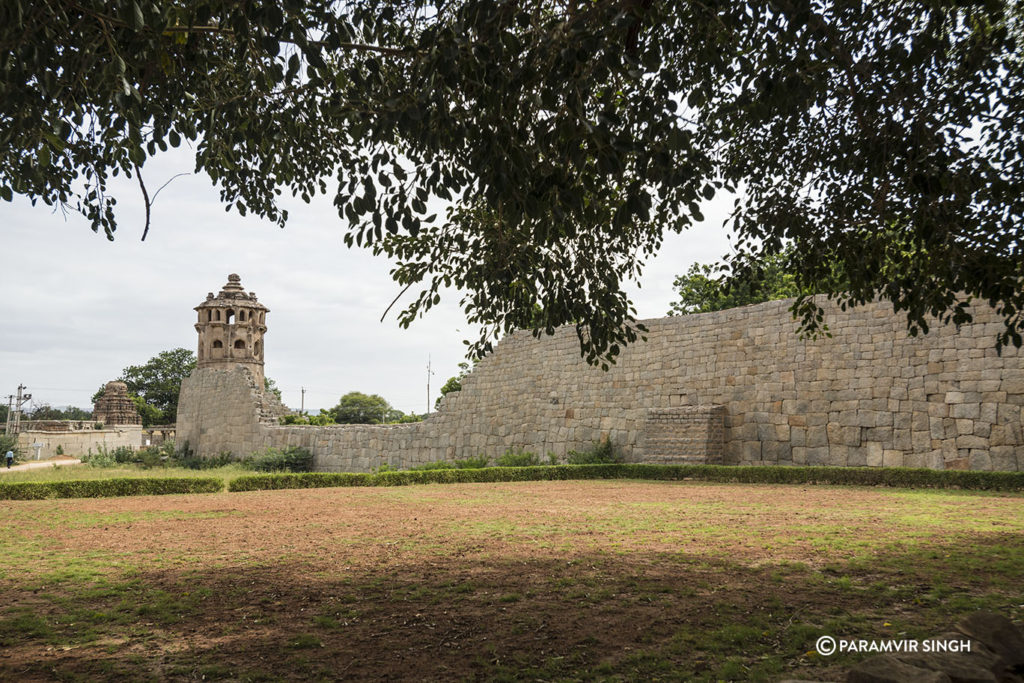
left=194, top=274, right=268, bottom=385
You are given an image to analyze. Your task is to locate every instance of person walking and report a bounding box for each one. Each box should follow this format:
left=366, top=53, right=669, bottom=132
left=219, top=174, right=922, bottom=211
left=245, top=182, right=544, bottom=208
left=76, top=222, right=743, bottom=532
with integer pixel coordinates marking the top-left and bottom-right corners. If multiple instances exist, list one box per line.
left=5, top=450, right=13, bottom=469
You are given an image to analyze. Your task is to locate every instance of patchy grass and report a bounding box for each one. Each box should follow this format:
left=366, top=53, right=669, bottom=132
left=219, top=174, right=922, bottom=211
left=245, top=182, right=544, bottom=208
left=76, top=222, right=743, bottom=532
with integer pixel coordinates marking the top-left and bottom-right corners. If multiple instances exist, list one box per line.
left=0, top=480, right=1021, bottom=681
left=0, top=463, right=250, bottom=486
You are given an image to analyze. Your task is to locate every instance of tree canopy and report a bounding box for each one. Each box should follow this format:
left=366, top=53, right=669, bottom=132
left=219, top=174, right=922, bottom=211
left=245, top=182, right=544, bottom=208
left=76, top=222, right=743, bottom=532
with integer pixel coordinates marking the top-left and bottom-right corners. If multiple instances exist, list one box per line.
left=4, top=0, right=1023, bottom=363
left=329, top=391, right=421, bottom=424
left=668, top=254, right=801, bottom=316
left=95, top=347, right=197, bottom=425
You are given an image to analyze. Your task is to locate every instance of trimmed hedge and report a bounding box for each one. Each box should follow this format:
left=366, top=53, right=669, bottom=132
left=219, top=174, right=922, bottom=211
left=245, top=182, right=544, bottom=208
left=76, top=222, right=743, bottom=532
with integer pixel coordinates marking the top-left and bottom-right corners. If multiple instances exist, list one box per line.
left=0, top=477, right=224, bottom=500
left=227, top=464, right=1024, bottom=493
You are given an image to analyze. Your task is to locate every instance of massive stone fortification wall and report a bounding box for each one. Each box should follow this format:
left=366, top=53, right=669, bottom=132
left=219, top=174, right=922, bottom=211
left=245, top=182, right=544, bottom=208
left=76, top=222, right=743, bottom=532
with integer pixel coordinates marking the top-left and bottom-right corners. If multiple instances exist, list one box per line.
left=177, top=298, right=1024, bottom=471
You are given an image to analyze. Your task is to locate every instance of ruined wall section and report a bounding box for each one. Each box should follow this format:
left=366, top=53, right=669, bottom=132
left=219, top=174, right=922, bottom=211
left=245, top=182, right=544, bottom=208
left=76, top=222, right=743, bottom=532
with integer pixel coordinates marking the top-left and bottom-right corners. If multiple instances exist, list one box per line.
left=16, top=425, right=141, bottom=459
left=177, top=299, right=1024, bottom=471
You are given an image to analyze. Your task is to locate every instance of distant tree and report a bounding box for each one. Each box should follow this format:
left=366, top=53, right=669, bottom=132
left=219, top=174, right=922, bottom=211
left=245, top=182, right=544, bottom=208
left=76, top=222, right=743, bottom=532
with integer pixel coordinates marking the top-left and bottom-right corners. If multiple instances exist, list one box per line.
left=59, top=406, right=93, bottom=421
left=264, top=377, right=282, bottom=400
left=24, top=404, right=66, bottom=421
left=331, top=392, right=392, bottom=425
left=668, top=250, right=804, bottom=315
left=99, top=348, right=196, bottom=424
left=129, top=396, right=164, bottom=428
left=24, top=404, right=93, bottom=420
left=0, top=404, right=7, bottom=425
left=386, top=409, right=423, bottom=424
left=435, top=362, right=471, bottom=409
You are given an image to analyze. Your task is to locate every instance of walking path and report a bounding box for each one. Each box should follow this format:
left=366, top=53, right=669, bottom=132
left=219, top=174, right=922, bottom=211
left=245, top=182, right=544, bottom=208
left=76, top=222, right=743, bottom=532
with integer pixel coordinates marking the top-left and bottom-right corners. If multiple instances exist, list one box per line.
left=2, top=458, right=83, bottom=473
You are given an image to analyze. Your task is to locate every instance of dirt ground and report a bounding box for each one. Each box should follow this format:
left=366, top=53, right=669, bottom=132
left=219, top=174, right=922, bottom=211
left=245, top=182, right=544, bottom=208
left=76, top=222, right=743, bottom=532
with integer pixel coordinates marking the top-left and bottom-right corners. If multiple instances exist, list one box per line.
left=1, top=480, right=1021, bottom=681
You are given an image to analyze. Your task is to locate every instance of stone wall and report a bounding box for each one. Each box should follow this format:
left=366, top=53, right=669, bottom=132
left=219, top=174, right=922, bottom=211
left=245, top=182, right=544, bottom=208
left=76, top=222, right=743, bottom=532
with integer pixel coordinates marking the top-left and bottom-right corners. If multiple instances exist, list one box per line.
left=176, top=297, right=1024, bottom=472
left=641, top=406, right=725, bottom=465
left=16, top=425, right=142, bottom=460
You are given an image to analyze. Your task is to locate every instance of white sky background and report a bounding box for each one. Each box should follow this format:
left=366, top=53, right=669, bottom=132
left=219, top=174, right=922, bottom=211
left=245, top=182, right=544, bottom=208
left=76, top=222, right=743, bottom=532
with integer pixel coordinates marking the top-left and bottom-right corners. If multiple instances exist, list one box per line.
left=0, top=148, right=734, bottom=415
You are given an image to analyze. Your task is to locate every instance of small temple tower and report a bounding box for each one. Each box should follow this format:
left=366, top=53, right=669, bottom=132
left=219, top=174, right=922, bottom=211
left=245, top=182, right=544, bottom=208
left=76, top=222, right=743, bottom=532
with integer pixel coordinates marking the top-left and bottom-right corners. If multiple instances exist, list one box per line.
left=194, top=274, right=268, bottom=386
left=93, top=381, right=142, bottom=425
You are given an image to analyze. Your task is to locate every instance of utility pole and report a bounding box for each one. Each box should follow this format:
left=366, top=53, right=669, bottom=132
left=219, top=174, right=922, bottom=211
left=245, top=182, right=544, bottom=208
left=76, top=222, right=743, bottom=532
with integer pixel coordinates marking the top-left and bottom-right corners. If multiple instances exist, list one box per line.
left=4, top=395, right=12, bottom=433
left=300, top=387, right=306, bottom=415
left=10, top=385, right=31, bottom=435
left=426, top=355, right=434, bottom=415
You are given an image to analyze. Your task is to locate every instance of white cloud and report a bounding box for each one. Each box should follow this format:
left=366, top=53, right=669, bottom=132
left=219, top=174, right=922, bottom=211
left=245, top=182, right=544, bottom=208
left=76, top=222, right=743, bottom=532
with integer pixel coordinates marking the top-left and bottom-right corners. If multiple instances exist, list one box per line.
left=0, top=150, right=732, bottom=415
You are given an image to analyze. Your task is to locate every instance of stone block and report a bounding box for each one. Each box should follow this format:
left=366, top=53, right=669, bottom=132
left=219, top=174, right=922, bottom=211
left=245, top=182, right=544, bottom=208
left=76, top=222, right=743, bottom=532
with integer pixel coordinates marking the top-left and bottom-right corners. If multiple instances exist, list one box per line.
left=866, top=442, right=884, bottom=467
left=805, top=446, right=832, bottom=466
left=882, top=450, right=904, bottom=468
left=969, top=450, right=992, bottom=471
left=955, top=435, right=988, bottom=449
left=955, top=419, right=974, bottom=436
left=950, top=403, right=980, bottom=419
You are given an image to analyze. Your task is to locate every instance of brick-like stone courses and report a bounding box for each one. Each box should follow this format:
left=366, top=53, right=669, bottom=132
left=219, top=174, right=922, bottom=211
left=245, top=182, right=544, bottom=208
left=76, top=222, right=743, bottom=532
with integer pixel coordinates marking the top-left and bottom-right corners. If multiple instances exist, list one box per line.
left=641, top=407, right=725, bottom=464
left=93, top=381, right=142, bottom=425
left=177, top=297, right=1024, bottom=472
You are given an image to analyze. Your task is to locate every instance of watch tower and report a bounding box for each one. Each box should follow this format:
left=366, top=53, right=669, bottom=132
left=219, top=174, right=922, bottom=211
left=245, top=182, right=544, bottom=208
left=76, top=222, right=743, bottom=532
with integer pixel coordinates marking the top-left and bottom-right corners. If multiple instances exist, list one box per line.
left=194, top=274, right=268, bottom=386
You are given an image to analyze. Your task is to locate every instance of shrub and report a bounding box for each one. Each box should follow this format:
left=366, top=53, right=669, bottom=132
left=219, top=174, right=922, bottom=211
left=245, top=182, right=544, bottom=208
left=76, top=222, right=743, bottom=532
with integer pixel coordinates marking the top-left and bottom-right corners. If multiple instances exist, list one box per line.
left=249, top=446, right=314, bottom=473
left=409, top=456, right=490, bottom=471
left=227, top=464, right=1024, bottom=493
left=112, top=446, right=135, bottom=464
left=409, top=461, right=456, bottom=471
left=0, top=477, right=223, bottom=500
left=566, top=437, right=622, bottom=465
left=82, top=446, right=117, bottom=468
left=172, top=451, right=236, bottom=470
left=495, top=449, right=541, bottom=467
left=455, top=455, right=490, bottom=469
left=55, top=445, right=64, bottom=456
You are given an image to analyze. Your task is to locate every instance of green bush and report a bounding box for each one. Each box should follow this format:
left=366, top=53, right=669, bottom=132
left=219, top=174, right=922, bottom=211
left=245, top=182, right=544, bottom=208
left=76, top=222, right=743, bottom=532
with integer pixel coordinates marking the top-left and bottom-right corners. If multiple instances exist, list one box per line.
left=408, top=456, right=491, bottom=471
left=495, top=449, right=541, bottom=467
left=82, top=446, right=117, bottom=468
left=566, top=437, right=622, bottom=465
left=249, top=446, right=314, bottom=473
left=0, top=477, right=224, bottom=500
left=227, top=464, right=1024, bottom=493
left=172, top=451, right=236, bottom=470
left=408, top=461, right=456, bottom=471
left=456, top=455, right=491, bottom=469
left=112, top=446, right=135, bottom=464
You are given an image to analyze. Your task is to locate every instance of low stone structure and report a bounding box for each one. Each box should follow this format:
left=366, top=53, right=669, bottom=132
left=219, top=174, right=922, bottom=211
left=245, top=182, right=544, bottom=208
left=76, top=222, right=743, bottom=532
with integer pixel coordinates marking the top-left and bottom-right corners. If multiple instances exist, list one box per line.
left=177, top=276, right=1023, bottom=471
left=93, top=381, right=141, bottom=425
left=15, top=421, right=141, bottom=460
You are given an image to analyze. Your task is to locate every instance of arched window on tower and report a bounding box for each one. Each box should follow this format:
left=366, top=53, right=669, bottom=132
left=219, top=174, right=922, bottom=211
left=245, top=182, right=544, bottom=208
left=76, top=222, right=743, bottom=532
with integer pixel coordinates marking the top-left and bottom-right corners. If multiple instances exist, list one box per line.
left=226, top=309, right=235, bottom=324
left=239, top=310, right=246, bottom=322
left=212, top=339, right=224, bottom=359
left=234, top=339, right=246, bottom=349
left=254, top=340, right=262, bottom=357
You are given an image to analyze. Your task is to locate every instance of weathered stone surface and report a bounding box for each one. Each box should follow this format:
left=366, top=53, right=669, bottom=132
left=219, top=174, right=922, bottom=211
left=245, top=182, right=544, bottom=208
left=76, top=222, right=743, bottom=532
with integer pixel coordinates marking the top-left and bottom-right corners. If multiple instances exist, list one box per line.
left=93, top=381, right=141, bottom=425
left=954, top=612, right=1024, bottom=668
left=176, top=281, right=1024, bottom=471
left=846, top=656, right=952, bottom=683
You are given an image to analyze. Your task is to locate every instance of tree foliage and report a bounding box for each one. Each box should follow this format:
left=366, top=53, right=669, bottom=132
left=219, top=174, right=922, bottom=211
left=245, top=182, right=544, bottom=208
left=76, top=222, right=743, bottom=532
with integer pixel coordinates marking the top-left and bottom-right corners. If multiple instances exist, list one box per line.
left=668, top=249, right=810, bottom=315
left=22, top=404, right=94, bottom=421
left=435, top=361, right=471, bottom=409
left=106, top=348, right=196, bottom=424
left=4, top=0, right=1023, bottom=361
left=330, top=391, right=393, bottom=424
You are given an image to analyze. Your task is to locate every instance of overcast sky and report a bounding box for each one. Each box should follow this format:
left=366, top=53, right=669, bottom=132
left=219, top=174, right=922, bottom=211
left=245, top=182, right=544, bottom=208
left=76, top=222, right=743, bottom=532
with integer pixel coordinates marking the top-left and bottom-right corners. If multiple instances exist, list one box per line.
left=1, top=148, right=734, bottom=415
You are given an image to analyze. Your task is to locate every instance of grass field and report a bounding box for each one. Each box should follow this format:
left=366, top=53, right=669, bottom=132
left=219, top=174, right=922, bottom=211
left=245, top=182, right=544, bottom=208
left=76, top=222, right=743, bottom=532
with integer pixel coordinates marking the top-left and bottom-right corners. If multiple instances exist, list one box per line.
left=0, top=479, right=1021, bottom=681
left=0, top=463, right=247, bottom=485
